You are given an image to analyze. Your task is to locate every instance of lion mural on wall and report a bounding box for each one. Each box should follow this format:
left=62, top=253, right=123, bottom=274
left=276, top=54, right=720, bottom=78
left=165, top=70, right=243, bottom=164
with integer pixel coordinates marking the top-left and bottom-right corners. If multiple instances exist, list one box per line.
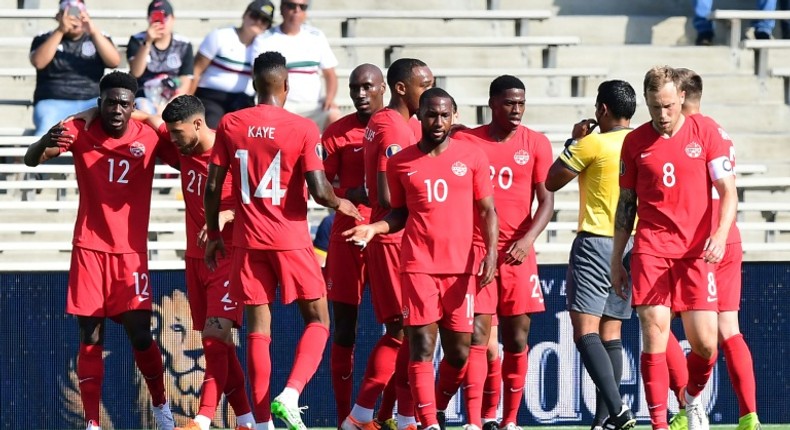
left=60, top=289, right=239, bottom=429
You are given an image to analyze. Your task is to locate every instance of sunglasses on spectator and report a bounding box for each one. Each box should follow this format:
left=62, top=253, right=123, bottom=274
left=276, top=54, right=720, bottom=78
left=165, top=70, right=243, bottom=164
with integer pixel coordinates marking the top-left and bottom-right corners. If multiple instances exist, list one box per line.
left=282, top=2, right=308, bottom=11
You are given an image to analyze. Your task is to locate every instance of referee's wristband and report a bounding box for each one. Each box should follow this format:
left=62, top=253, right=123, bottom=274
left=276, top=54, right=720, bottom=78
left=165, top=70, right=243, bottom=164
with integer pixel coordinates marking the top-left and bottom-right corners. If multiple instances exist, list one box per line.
left=564, top=138, right=577, bottom=148
left=207, top=230, right=222, bottom=241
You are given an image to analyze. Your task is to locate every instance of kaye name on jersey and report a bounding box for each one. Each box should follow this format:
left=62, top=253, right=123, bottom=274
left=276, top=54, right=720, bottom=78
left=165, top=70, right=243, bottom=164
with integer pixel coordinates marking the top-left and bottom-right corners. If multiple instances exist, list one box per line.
left=248, top=126, right=276, bottom=139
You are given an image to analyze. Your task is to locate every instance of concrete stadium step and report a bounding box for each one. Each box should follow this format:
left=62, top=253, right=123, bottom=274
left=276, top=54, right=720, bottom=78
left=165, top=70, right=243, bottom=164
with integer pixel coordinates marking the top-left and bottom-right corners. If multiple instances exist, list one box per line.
left=500, top=0, right=749, bottom=16
left=530, top=15, right=693, bottom=46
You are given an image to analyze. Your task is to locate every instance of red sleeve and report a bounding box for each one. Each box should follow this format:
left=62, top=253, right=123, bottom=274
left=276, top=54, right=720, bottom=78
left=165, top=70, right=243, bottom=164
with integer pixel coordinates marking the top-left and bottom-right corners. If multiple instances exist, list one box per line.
left=619, top=134, right=637, bottom=189
left=321, top=129, right=346, bottom=197
left=154, top=122, right=179, bottom=168
left=472, top=148, right=494, bottom=200
left=700, top=116, right=731, bottom=163
left=531, top=132, right=553, bottom=184
left=302, top=122, right=324, bottom=172
left=386, top=157, right=406, bottom=208
left=210, top=118, right=231, bottom=168
left=375, top=120, right=412, bottom=172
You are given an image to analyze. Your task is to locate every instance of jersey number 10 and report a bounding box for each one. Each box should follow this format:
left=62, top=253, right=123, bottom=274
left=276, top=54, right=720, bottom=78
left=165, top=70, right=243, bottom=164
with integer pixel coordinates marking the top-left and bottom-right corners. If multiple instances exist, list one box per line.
left=236, top=149, right=286, bottom=205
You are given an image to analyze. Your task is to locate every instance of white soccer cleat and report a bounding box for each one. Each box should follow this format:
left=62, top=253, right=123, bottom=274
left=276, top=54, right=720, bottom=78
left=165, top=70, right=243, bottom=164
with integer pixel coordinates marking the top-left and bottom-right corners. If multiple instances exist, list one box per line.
left=685, top=399, right=710, bottom=430
left=86, top=420, right=101, bottom=430
left=152, top=400, right=176, bottom=430
left=271, top=394, right=308, bottom=430
left=501, top=423, right=523, bottom=430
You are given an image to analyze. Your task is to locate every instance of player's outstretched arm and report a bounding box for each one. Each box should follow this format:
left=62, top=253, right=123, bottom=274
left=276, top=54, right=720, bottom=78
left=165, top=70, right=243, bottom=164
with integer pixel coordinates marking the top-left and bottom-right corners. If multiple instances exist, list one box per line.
left=305, top=170, right=363, bottom=221
left=203, top=162, right=228, bottom=271
left=705, top=175, right=737, bottom=264
left=24, top=121, right=72, bottom=166
left=611, top=188, right=637, bottom=299
left=476, top=196, right=499, bottom=286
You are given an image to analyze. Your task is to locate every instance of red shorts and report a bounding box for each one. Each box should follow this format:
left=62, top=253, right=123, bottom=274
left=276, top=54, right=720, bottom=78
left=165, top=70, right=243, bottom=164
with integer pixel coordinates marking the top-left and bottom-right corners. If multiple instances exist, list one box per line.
left=66, top=247, right=151, bottom=317
left=631, top=254, right=718, bottom=312
left=472, top=246, right=498, bottom=317
left=716, top=243, right=743, bottom=312
left=364, top=241, right=404, bottom=323
left=496, top=248, right=546, bottom=316
left=401, top=272, right=475, bottom=333
left=326, top=240, right=367, bottom=306
left=185, top=253, right=243, bottom=331
left=230, top=247, right=326, bottom=306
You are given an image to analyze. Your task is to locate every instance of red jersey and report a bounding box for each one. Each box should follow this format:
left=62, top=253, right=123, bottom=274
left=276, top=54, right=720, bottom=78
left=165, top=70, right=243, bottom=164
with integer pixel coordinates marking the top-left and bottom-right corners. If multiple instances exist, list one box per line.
left=211, top=104, right=324, bottom=250
left=689, top=114, right=742, bottom=245
left=58, top=118, right=179, bottom=253
left=387, top=139, right=493, bottom=274
left=620, top=115, right=733, bottom=258
left=322, top=112, right=372, bottom=242
left=454, top=125, right=553, bottom=250
left=363, top=107, right=421, bottom=244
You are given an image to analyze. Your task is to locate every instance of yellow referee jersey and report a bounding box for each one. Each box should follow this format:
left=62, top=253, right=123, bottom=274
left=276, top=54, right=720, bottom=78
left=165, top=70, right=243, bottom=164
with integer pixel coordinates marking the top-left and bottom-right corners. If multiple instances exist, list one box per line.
left=559, top=128, right=631, bottom=237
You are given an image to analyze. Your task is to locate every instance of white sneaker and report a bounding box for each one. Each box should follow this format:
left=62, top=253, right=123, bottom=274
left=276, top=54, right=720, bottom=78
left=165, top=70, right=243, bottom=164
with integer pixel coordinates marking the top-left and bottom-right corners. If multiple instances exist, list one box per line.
left=152, top=401, right=175, bottom=430
left=463, top=425, right=482, bottom=430
left=271, top=394, right=308, bottom=430
left=86, top=420, right=101, bottom=430
left=501, top=423, right=522, bottom=430
left=686, top=400, right=709, bottom=430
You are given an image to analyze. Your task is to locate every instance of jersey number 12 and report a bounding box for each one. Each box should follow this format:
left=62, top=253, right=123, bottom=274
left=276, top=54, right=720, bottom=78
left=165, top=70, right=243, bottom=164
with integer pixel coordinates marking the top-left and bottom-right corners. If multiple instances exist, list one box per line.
left=236, top=149, right=286, bottom=205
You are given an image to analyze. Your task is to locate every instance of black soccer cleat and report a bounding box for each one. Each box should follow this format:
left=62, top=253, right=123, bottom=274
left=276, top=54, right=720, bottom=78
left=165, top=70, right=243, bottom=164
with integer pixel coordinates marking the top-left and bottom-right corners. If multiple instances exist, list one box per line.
left=437, top=411, right=446, bottom=430
left=482, top=421, right=499, bottom=430
left=603, top=407, right=636, bottom=430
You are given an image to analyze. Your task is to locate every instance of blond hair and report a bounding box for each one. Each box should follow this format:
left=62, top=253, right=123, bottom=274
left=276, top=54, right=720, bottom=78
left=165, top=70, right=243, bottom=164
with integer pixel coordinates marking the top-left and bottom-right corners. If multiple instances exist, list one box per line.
left=643, top=66, right=681, bottom=95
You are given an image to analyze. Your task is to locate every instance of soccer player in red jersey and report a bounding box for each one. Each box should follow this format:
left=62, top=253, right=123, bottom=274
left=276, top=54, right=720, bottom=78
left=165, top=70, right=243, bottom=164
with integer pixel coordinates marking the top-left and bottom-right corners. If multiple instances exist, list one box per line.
left=664, top=69, right=761, bottom=430
left=341, top=58, right=434, bottom=430
left=323, top=64, right=388, bottom=427
left=24, top=71, right=178, bottom=430
left=128, top=95, right=253, bottom=430
left=611, top=66, right=737, bottom=430
left=344, top=88, right=499, bottom=430
left=453, top=76, right=555, bottom=430
left=204, top=51, right=361, bottom=430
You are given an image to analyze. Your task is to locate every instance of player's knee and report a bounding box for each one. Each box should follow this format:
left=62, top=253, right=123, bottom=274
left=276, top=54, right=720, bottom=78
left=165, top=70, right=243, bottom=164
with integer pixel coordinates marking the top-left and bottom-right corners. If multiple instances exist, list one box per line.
left=128, top=330, right=154, bottom=351
left=443, top=346, right=469, bottom=368
left=333, top=328, right=356, bottom=347
left=384, top=320, right=404, bottom=338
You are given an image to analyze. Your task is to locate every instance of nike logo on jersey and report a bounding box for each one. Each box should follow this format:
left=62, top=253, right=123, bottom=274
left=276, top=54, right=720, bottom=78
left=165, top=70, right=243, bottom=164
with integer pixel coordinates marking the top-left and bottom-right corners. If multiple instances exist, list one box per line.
left=509, top=387, right=523, bottom=392
left=341, top=372, right=353, bottom=380
left=137, top=296, right=149, bottom=302
left=407, top=171, right=418, bottom=176
left=417, top=403, right=433, bottom=408
left=223, top=305, right=237, bottom=311
left=641, top=152, right=652, bottom=158
left=353, top=147, right=364, bottom=152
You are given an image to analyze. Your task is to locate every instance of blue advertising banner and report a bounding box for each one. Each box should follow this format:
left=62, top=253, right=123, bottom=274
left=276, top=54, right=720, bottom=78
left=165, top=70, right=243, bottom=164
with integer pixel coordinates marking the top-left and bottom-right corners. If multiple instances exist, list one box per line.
left=1, top=263, right=788, bottom=429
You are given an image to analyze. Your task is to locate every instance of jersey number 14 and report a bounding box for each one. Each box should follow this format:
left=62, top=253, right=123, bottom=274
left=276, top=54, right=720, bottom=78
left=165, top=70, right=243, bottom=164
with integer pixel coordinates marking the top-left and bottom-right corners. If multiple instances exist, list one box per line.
left=236, top=149, right=286, bottom=205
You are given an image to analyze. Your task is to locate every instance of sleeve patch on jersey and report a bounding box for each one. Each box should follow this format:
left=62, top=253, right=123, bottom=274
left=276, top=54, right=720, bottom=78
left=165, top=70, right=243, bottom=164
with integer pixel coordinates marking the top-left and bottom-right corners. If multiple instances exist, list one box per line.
left=315, top=143, right=328, bottom=160
left=562, top=147, right=572, bottom=160
left=81, top=41, right=96, bottom=57
left=385, top=144, right=402, bottom=158
left=513, top=149, right=530, bottom=165
left=708, top=155, right=734, bottom=181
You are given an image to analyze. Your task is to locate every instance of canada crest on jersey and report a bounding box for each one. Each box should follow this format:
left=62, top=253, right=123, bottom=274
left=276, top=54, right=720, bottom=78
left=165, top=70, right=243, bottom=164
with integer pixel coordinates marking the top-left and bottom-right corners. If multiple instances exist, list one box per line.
left=385, top=144, right=402, bottom=158
left=451, top=161, right=468, bottom=176
left=315, top=143, right=328, bottom=160
left=513, top=149, right=530, bottom=166
left=129, top=142, right=146, bottom=158
left=684, top=141, right=702, bottom=158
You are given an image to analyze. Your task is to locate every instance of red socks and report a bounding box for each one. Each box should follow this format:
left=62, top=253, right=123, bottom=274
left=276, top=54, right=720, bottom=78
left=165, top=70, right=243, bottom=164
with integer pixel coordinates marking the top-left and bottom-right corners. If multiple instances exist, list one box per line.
left=395, top=342, right=415, bottom=418
left=686, top=350, right=717, bottom=397
left=666, top=331, right=689, bottom=403
left=482, top=356, right=501, bottom=420
left=501, top=350, right=527, bottom=425
left=133, top=341, right=167, bottom=407
left=409, top=361, right=437, bottom=427
left=248, top=333, right=272, bottom=422
left=355, top=334, right=402, bottom=409
left=331, top=343, right=354, bottom=424
left=286, top=323, right=330, bottom=392
left=225, top=342, right=252, bottom=416
left=78, top=343, right=104, bottom=424
left=641, top=352, right=669, bottom=429
left=198, top=337, right=228, bottom=419
left=435, top=359, right=468, bottom=411
left=722, top=334, right=757, bottom=416
left=377, top=377, right=397, bottom=422
left=464, top=345, right=488, bottom=427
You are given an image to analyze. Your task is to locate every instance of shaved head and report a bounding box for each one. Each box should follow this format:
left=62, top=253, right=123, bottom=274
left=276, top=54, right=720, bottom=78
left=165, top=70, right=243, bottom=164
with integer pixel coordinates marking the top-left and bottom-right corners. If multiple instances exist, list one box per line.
left=350, top=63, right=383, bottom=84
left=349, top=63, right=386, bottom=119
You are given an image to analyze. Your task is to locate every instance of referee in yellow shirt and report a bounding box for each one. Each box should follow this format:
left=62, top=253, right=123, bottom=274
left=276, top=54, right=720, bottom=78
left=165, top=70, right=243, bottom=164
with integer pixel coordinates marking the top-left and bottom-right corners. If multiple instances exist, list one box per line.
left=545, top=80, right=637, bottom=430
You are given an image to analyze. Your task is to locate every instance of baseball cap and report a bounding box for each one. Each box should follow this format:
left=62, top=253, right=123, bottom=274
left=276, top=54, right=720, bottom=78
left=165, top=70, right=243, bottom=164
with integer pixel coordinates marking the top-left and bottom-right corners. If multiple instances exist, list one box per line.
left=147, top=0, right=174, bottom=17
left=246, top=0, right=275, bottom=22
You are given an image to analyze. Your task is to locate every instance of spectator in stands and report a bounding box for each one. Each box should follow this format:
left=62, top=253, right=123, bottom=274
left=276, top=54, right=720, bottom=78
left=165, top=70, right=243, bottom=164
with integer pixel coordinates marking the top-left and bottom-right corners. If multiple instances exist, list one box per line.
left=255, top=0, right=341, bottom=130
left=127, top=0, right=194, bottom=114
left=693, top=0, right=777, bottom=45
left=29, top=0, right=120, bottom=136
left=190, top=0, right=275, bottom=128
